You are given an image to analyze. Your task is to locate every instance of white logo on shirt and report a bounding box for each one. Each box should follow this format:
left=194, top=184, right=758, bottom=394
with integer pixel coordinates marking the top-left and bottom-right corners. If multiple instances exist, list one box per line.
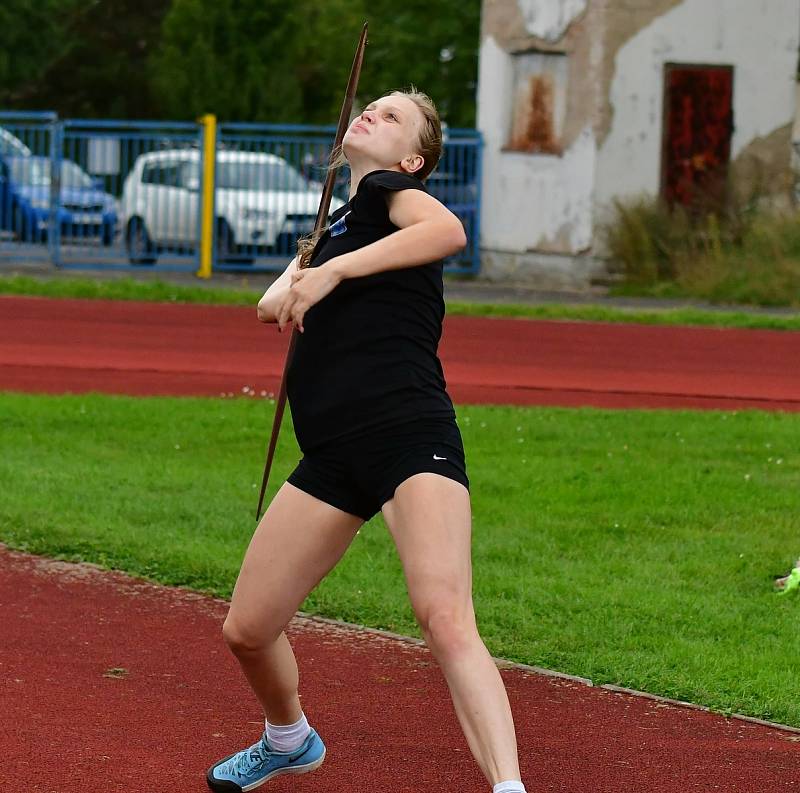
left=330, top=211, right=351, bottom=237
left=433, top=454, right=448, bottom=461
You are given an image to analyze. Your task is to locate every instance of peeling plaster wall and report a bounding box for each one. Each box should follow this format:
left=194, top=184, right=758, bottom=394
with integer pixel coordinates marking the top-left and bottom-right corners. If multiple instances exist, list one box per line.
left=478, top=1, right=601, bottom=257
left=594, top=0, right=800, bottom=209
left=516, top=0, right=588, bottom=42
left=481, top=120, right=597, bottom=253
left=478, top=0, right=799, bottom=282
left=795, top=84, right=800, bottom=144
left=594, top=0, right=685, bottom=147
left=731, top=124, right=795, bottom=205
left=481, top=0, right=602, bottom=152
left=793, top=83, right=800, bottom=174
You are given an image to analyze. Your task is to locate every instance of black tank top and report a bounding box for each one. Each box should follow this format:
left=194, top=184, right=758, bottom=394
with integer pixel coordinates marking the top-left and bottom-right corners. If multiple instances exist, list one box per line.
left=286, top=169, right=456, bottom=452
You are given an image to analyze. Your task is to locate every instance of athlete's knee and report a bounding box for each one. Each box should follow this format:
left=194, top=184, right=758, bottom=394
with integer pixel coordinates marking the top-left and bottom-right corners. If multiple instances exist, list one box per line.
left=222, top=612, right=281, bottom=654
left=417, top=602, right=479, bottom=660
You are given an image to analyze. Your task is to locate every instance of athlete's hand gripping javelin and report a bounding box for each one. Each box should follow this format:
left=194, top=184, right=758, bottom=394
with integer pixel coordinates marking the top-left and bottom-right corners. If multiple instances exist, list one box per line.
left=274, top=187, right=465, bottom=334
left=276, top=265, right=342, bottom=334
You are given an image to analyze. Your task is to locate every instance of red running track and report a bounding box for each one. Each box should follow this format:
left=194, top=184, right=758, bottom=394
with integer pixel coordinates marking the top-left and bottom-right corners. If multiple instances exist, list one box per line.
left=3, top=295, right=800, bottom=792
left=4, top=547, right=800, bottom=793
left=1, top=294, right=799, bottom=410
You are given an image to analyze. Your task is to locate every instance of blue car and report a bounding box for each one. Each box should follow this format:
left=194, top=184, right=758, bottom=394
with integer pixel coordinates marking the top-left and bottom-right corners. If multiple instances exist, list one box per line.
left=0, top=155, right=118, bottom=245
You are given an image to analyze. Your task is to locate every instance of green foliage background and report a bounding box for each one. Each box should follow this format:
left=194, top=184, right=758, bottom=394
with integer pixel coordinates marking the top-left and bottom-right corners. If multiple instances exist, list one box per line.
left=0, top=0, right=480, bottom=127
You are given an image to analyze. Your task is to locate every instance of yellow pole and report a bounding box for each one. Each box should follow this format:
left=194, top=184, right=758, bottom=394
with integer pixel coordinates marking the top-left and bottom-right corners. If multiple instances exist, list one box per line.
left=197, top=113, right=217, bottom=279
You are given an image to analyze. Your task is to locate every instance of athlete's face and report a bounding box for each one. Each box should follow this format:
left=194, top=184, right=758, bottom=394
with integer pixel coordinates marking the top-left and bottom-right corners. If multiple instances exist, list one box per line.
left=342, top=95, right=425, bottom=175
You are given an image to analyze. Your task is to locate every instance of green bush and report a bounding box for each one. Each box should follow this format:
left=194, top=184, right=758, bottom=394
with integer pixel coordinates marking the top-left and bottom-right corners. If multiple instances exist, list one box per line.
left=602, top=191, right=800, bottom=307
left=602, top=197, right=692, bottom=283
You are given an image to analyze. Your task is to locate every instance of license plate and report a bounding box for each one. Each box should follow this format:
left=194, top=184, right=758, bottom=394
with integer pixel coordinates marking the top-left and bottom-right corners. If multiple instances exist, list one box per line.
left=282, top=219, right=314, bottom=234
left=72, top=213, right=103, bottom=224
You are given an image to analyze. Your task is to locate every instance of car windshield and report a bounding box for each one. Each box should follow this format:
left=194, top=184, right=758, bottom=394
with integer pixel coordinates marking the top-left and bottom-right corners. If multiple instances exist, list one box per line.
left=9, top=157, right=94, bottom=189
left=216, top=160, right=308, bottom=192
left=0, top=128, right=31, bottom=156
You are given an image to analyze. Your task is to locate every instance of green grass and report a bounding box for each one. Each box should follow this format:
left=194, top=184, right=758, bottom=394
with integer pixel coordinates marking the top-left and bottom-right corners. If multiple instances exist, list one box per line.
left=2, top=273, right=800, bottom=331
left=601, top=195, right=800, bottom=308
left=0, top=273, right=261, bottom=306
left=2, top=392, right=800, bottom=725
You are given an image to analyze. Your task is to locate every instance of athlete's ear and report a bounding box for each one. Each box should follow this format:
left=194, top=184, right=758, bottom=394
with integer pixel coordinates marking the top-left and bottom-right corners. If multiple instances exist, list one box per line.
left=401, top=153, right=425, bottom=175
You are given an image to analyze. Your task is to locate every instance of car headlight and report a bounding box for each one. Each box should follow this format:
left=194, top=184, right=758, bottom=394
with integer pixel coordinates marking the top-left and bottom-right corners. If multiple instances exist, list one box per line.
left=241, top=208, right=275, bottom=221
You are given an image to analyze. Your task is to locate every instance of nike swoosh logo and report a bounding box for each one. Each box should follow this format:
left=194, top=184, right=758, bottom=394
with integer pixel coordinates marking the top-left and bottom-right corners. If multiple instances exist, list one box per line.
left=432, top=454, right=448, bottom=461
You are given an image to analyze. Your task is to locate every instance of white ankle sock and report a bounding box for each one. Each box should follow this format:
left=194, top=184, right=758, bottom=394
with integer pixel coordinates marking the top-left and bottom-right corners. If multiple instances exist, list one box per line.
left=265, top=712, right=311, bottom=752
left=493, top=782, right=526, bottom=793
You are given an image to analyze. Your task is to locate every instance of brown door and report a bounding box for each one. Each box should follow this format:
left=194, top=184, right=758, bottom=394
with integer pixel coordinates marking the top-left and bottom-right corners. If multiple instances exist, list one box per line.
left=661, top=64, right=734, bottom=207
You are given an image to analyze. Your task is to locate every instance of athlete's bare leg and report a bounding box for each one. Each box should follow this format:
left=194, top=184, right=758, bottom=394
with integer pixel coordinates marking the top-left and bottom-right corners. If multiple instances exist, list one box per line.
left=223, top=482, right=363, bottom=724
left=382, top=473, right=522, bottom=786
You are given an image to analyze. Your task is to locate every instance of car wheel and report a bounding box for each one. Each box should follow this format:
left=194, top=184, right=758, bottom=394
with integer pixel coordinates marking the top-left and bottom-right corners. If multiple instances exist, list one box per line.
left=215, top=219, right=234, bottom=263
left=13, top=205, right=31, bottom=243
left=126, top=218, right=157, bottom=265
left=102, top=223, right=115, bottom=247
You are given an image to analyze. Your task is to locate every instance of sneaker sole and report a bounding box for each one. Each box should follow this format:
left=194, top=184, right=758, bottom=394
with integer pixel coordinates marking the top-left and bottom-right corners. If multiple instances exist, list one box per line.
left=206, top=749, right=326, bottom=793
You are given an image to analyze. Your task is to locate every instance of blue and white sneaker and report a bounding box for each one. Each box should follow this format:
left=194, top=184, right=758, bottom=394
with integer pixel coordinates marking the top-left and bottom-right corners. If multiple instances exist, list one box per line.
left=206, top=729, right=326, bottom=792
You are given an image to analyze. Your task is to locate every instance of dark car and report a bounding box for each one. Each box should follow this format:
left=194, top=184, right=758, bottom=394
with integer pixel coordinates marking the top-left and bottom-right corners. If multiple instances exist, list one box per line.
left=0, top=155, right=118, bottom=245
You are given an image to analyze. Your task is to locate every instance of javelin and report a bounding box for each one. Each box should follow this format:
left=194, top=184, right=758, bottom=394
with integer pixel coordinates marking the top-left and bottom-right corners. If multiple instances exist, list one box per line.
left=255, top=22, right=369, bottom=520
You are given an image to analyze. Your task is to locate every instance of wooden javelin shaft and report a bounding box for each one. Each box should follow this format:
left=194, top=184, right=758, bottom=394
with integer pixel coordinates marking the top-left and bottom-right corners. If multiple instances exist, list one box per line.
left=255, top=22, right=368, bottom=521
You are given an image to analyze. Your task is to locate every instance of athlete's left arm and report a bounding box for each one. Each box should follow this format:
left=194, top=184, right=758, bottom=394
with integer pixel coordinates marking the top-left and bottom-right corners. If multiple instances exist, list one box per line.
left=333, top=188, right=467, bottom=278
left=276, top=190, right=465, bottom=332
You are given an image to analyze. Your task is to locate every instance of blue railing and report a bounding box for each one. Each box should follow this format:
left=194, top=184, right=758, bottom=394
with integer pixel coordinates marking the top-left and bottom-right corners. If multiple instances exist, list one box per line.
left=0, top=112, right=482, bottom=275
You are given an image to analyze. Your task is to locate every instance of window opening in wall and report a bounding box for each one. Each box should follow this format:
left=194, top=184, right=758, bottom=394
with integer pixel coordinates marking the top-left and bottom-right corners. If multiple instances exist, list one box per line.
left=506, top=51, right=567, bottom=154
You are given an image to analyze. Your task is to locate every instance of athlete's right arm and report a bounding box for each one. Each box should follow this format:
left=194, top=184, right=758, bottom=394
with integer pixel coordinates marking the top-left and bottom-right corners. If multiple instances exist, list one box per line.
left=257, top=257, right=299, bottom=323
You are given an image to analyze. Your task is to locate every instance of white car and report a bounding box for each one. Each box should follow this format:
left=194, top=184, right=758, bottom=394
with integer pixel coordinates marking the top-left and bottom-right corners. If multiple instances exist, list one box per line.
left=120, top=148, right=343, bottom=264
left=0, top=127, right=32, bottom=157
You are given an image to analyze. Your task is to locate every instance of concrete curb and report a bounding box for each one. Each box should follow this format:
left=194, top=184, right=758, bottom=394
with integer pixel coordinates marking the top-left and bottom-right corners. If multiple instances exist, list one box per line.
left=296, top=611, right=800, bottom=736
left=2, top=260, right=799, bottom=317
left=5, top=544, right=800, bottom=737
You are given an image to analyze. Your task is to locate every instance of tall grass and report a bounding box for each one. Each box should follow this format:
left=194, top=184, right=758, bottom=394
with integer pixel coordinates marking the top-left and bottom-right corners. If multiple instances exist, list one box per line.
left=602, top=188, right=800, bottom=307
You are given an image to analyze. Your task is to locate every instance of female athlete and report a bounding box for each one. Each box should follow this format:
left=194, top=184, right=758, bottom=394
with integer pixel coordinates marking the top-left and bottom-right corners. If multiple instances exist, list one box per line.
left=207, top=89, right=527, bottom=793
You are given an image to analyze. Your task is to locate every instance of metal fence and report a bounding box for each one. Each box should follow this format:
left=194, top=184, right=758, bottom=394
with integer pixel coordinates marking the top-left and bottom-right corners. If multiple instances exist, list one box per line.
left=0, top=112, right=57, bottom=265
left=0, top=112, right=482, bottom=276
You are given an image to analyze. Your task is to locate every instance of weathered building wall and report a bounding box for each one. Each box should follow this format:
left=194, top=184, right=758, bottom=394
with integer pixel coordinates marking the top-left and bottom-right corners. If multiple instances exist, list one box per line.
left=594, top=0, right=800, bottom=209
left=792, top=83, right=800, bottom=177
left=477, top=0, right=687, bottom=284
left=477, top=0, right=800, bottom=286
left=477, top=0, right=602, bottom=281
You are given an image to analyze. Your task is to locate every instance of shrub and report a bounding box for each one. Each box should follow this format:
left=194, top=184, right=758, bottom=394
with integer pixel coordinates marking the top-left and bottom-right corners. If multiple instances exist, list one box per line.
left=600, top=184, right=800, bottom=307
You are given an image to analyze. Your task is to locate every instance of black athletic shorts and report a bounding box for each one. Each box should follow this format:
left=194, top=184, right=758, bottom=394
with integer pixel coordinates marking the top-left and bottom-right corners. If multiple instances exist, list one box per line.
left=287, top=418, right=469, bottom=521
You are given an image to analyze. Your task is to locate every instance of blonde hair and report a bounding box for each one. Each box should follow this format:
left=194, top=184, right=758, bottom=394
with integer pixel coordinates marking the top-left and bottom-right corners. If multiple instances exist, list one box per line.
left=296, top=88, right=443, bottom=268
left=395, top=88, right=442, bottom=181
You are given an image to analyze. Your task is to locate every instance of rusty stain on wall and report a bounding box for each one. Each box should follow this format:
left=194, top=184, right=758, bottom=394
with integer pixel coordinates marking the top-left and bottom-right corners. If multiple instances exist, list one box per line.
left=481, top=0, right=686, bottom=153
left=505, top=50, right=568, bottom=154
left=478, top=0, right=799, bottom=269
left=509, top=73, right=560, bottom=153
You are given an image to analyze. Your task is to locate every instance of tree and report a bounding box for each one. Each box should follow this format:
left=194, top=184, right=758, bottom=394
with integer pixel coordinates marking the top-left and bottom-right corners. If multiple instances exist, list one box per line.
left=357, top=0, right=481, bottom=127
left=150, top=0, right=480, bottom=127
left=5, top=0, right=171, bottom=118
left=0, top=0, right=77, bottom=108
left=151, top=0, right=314, bottom=122
left=1, top=0, right=482, bottom=127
